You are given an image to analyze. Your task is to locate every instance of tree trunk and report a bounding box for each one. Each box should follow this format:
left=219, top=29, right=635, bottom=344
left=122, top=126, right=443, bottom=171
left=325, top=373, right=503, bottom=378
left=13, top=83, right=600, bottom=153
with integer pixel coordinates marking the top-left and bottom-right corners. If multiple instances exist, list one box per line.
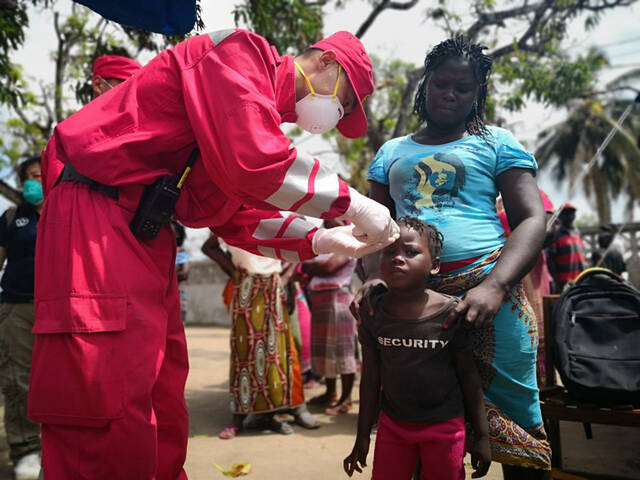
left=0, top=179, right=22, bottom=205
left=590, top=166, right=611, bottom=224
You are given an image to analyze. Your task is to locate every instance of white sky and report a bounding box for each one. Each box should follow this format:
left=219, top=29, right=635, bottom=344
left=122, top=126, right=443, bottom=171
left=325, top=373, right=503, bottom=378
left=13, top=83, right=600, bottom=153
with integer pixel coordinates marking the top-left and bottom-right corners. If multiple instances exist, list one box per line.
left=4, top=0, right=640, bottom=254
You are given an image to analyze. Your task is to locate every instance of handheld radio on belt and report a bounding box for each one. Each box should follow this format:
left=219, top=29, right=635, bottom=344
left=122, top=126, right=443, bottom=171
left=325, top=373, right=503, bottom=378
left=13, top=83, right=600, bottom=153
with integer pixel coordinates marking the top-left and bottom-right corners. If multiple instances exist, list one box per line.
left=129, top=148, right=199, bottom=240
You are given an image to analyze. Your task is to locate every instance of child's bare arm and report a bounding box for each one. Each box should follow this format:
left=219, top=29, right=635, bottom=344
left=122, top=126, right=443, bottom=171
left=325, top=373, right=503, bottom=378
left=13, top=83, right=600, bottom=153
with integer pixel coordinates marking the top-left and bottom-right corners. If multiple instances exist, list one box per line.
left=344, top=344, right=380, bottom=476
left=455, top=350, right=491, bottom=478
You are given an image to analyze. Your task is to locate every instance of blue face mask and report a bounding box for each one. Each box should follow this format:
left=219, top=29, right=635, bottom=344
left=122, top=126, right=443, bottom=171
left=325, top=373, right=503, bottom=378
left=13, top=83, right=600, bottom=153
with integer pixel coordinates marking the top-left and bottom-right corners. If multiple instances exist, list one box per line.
left=23, top=179, right=43, bottom=205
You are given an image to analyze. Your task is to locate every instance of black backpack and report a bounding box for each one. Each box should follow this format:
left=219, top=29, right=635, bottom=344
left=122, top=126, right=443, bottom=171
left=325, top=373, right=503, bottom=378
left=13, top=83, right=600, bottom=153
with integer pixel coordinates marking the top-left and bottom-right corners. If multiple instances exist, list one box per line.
left=552, top=268, right=640, bottom=405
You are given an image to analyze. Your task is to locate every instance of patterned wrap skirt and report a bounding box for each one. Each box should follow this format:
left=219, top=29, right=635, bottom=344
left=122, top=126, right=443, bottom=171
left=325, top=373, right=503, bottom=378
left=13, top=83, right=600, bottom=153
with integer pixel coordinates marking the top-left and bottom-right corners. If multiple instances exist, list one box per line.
left=309, top=288, right=357, bottom=378
left=228, top=268, right=304, bottom=415
left=428, top=250, right=552, bottom=470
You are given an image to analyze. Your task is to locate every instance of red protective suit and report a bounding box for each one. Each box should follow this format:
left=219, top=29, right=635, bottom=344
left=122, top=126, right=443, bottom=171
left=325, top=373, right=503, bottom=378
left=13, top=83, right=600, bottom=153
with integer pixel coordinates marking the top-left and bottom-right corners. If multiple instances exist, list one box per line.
left=29, top=29, right=361, bottom=479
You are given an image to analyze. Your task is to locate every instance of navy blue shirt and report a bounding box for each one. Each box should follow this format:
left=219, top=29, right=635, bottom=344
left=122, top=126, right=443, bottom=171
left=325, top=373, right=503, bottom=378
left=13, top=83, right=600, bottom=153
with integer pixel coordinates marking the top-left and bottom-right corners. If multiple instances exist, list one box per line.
left=0, top=203, right=39, bottom=302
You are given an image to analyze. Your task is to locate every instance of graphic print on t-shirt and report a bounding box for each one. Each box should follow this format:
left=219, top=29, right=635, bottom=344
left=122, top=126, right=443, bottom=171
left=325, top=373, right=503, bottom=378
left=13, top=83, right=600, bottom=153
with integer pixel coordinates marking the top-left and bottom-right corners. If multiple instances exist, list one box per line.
left=413, top=152, right=466, bottom=209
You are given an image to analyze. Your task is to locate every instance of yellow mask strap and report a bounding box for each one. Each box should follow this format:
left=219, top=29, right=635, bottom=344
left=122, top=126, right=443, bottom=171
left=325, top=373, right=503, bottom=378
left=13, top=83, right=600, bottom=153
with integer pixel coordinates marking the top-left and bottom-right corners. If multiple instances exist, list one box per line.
left=333, top=64, right=341, bottom=100
left=294, top=61, right=342, bottom=100
left=294, top=61, right=316, bottom=98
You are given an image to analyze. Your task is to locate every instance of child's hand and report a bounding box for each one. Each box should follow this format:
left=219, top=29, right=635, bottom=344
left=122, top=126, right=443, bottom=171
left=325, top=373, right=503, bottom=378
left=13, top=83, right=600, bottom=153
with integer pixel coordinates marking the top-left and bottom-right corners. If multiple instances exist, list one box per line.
left=343, top=436, right=370, bottom=477
left=469, top=435, right=491, bottom=478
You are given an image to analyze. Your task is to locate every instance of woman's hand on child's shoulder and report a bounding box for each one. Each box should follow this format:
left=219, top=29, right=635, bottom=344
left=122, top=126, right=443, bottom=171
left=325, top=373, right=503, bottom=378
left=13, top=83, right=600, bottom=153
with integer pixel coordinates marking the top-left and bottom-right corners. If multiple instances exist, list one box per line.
left=469, top=433, right=492, bottom=478
left=443, top=297, right=469, bottom=329
left=350, top=279, right=387, bottom=324
left=343, top=436, right=370, bottom=477
left=461, top=278, right=506, bottom=328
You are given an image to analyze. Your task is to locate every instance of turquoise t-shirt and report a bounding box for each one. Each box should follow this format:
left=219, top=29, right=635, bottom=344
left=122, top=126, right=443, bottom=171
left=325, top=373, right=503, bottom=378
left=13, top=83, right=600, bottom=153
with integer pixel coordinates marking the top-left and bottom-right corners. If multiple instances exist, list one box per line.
left=367, top=126, right=537, bottom=262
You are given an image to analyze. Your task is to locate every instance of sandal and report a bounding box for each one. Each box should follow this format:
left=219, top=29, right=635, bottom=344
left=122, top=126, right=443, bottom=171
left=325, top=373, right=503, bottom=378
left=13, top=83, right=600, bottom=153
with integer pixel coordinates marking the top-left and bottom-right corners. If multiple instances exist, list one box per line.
left=218, top=426, right=240, bottom=440
left=268, top=419, right=294, bottom=435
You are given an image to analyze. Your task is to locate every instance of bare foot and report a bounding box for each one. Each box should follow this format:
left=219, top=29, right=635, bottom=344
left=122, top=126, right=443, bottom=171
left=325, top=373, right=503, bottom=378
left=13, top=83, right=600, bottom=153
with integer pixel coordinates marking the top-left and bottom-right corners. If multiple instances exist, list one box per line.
left=325, top=399, right=352, bottom=415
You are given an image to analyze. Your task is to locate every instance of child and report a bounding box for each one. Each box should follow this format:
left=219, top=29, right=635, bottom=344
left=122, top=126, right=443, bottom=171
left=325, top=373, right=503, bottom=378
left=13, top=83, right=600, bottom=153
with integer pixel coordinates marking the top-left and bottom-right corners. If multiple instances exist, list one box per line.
left=343, top=217, right=491, bottom=480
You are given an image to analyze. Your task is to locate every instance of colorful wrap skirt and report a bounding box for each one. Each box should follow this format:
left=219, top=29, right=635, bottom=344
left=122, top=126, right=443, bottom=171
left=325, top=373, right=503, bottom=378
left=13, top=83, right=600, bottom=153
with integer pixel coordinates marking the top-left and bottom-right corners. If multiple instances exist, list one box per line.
left=229, top=268, right=304, bottom=415
left=429, top=250, right=552, bottom=470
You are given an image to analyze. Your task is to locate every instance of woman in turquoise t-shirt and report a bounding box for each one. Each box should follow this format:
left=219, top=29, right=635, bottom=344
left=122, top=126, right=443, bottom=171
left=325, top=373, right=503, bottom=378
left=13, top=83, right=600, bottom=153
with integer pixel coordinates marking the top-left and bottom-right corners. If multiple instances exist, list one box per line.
left=358, top=37, right=552, bottom=478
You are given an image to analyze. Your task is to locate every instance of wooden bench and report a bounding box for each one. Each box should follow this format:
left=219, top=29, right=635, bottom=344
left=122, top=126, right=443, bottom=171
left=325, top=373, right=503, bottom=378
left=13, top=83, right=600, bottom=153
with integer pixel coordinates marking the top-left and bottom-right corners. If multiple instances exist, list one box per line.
left=540, top=295, right=640, bottom=478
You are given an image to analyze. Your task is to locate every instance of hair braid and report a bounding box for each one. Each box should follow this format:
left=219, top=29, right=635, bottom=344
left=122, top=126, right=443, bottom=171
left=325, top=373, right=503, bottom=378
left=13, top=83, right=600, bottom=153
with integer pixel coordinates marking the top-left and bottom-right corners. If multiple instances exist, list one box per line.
left=396, top=216, right=444, bottom=259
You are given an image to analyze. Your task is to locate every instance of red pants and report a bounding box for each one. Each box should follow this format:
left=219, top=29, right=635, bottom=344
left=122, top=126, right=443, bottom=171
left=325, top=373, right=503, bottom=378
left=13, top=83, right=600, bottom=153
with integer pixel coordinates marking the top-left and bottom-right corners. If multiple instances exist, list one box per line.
left=372, top=412, right=465, bottom=480
left=28, top=182, right=189, bottom=479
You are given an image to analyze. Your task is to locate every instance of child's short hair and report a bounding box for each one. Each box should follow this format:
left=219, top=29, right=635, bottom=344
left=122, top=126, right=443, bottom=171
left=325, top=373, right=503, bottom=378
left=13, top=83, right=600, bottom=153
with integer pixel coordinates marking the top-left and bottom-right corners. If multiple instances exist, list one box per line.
left=397, top=216, right=444, bottom=259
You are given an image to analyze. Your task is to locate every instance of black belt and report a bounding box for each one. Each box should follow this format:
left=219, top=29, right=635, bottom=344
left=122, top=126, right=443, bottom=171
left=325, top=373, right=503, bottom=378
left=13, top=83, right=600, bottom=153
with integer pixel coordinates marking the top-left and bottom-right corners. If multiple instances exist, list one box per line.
left=58, top=163, right=119, bottom=200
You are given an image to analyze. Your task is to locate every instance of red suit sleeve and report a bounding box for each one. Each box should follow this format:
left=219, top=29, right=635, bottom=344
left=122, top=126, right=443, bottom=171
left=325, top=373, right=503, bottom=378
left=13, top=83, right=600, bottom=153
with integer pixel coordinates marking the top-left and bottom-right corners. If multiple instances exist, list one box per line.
left=180, top=36, right=351, bottom=220
left=211, top=205, right=318, bottom=262
left=41, top=136, right=65, bottom=199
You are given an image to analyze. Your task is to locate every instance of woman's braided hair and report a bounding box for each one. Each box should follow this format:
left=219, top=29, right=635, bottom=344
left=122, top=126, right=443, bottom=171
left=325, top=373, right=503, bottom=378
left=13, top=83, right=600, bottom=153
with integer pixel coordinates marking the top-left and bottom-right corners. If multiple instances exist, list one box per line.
left=413, top=35, right=493, bottom=138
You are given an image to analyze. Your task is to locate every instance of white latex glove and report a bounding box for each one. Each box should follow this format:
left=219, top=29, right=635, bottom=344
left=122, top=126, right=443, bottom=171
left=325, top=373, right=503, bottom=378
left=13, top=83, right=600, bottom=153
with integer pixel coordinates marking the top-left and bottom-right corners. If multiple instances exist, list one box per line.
left=312, top=225, right=394, bottom=258
left=340, top=188, right=399, bottom=245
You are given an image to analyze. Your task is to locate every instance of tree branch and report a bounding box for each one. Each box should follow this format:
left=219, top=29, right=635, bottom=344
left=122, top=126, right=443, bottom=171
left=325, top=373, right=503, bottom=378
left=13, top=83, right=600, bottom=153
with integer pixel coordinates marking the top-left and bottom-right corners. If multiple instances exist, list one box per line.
left=0, top=179, right=23, bottom=205
left=364, top=101, right=386, bottom=152
left=53, top=11, right=65, bottom=124
left=392, top=68, right=422, bottom=137
left=489, top=0, right=554, bottom=59
left=356, top=0, right=419, bottom=38
left=467, top=1, right=543, bottom=39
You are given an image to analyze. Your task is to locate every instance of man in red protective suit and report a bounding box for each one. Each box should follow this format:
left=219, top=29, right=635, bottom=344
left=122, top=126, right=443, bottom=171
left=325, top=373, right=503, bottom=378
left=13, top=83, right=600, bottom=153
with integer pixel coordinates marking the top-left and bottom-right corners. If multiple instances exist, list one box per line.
left=29, top=29, right=397, bottom=479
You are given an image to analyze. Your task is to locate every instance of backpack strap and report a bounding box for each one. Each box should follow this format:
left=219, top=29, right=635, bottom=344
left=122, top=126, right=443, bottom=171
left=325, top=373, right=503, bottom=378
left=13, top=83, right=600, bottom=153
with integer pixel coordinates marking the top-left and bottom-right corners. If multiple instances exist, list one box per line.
left=574, top=267, right=621, bottom=284
left=4, top=206, right=17, bottom=227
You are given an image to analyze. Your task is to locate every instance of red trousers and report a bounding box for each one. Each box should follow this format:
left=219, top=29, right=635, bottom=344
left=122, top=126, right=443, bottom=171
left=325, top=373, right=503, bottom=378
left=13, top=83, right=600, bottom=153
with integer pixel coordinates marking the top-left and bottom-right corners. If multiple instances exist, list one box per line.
left=28, top=182, right=189, bottom=479
left=372, top=412, right=465, bottom=480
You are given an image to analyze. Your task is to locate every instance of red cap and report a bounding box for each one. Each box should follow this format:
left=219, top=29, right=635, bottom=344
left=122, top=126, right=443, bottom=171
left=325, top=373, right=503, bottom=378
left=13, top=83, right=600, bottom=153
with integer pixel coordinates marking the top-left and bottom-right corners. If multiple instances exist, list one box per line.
left=310, top=31, right=374, bottom=139
left=563, top=202, right=577, bottom=211
left=93, top=55, right=142, bottom=81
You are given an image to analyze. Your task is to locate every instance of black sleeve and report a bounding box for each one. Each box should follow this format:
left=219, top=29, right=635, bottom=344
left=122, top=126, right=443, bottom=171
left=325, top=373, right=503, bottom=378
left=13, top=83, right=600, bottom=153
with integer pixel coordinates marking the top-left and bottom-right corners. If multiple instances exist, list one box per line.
left=450, top=320, right=473, bottom=353
left=358, top=289, right=385, bottom=348
left=0, top=211, right=9, bottom=249
left=358, top=318, right=376, bottom=349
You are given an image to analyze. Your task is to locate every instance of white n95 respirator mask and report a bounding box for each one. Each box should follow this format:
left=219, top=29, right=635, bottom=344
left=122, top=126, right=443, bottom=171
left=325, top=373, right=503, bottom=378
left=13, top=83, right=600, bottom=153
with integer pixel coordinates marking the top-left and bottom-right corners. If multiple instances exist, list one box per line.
left=294, top=61, right=344, bottom=135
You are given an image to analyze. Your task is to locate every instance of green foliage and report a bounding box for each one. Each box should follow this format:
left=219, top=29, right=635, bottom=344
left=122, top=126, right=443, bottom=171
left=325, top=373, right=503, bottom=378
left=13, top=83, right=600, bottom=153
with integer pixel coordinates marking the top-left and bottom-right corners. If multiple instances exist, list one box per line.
left=0, top=0, right=32, bottom=106
left=496, top=48, right=608, bottom=111
left=233, top=0, right=324, bottom=54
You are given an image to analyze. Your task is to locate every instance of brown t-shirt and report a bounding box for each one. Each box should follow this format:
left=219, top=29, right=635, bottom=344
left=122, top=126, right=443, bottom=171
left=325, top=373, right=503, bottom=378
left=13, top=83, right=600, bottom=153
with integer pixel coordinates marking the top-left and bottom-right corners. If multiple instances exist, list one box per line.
left=359, top=291, right=472, bottom=424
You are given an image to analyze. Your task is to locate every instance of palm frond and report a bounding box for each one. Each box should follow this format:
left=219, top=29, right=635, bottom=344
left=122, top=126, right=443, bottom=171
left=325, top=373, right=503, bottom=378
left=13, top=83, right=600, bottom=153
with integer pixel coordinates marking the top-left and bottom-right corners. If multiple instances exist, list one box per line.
left=607, top=68, right=640, bottom=89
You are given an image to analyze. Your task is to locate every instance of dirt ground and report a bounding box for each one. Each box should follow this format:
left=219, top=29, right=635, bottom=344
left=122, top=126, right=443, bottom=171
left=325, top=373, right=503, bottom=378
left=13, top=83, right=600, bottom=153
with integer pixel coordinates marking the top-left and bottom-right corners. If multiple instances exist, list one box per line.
left=1, top=326, right=639, bottom=479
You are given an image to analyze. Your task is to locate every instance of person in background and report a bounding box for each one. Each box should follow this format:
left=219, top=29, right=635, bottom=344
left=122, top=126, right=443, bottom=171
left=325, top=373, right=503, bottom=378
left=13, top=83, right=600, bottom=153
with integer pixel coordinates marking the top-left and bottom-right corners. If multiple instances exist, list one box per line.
left=592, top=227, right=626, bottom=275
left=201, top=235, right=319, bottom=439
left=498, top=190, right=554, bottom=386
left=0, top=157, right=43, bottom=480
left=304, top=219, right=358, bottom=415
left=171, top=221, right=190, bottom=322
left=547, top=204, right=586, bottom=293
